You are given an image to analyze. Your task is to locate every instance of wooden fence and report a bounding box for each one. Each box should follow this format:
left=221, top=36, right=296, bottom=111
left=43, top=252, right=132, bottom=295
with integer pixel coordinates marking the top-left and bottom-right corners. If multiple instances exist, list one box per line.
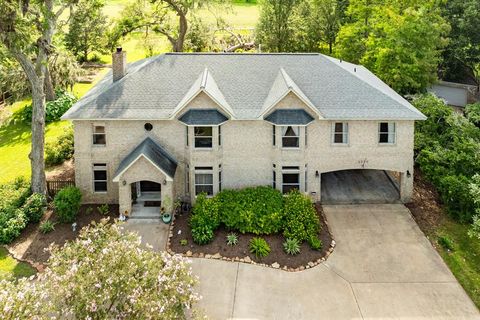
left=46, top=180, right=75, bottom=198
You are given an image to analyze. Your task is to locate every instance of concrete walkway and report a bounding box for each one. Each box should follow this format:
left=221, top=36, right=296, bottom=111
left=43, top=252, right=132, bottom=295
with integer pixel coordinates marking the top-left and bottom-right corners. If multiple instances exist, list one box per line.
left=192, top=204, right=480, bottom=320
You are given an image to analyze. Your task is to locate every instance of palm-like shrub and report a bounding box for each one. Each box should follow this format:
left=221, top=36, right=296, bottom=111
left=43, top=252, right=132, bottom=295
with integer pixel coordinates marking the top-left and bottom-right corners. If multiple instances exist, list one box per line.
left=249, top=237, right=270, bottom=258
left=283, top=238, right=300, bottom=255
left=226, top=233, right=238, bottom=246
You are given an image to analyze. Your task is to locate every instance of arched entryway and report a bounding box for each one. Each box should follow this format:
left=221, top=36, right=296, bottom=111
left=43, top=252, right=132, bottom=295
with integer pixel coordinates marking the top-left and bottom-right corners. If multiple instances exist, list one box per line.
left=320, top=169, right=402, bottom=204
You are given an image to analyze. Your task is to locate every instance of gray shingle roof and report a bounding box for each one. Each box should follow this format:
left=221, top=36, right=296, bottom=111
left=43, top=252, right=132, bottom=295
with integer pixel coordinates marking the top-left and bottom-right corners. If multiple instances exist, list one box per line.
left=62, top=53, right=426, bottom=121
left=178, top=109, right=228, bottom=125
left=265, top=109, right=314, bottom=125
left=113, top=137, right=178, bottom=180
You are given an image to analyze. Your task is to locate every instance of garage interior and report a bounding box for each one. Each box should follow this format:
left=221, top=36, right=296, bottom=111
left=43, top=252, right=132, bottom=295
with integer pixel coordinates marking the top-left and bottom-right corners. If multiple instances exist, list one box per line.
left=321, top=169, right=401, bottom=204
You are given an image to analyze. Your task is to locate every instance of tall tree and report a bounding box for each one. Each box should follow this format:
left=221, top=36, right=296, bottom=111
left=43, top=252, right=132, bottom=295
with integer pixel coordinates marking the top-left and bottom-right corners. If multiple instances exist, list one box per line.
left=337, top=0, right=449, bottom=93
left=310, top=0, right=343, bottom=54
left=255, top=0, right=300, bottom=52
left=0, top=0, right=74, bottom=194
left=110, top=0, right=221, bottom=53
left=440, top=0, right=480, bottom=85
left=65, top=0, right=109, bottom=62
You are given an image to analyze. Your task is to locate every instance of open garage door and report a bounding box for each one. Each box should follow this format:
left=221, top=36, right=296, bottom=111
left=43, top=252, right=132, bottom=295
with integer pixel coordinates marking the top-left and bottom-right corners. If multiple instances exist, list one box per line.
left=321, top=169, right=400, bottom=204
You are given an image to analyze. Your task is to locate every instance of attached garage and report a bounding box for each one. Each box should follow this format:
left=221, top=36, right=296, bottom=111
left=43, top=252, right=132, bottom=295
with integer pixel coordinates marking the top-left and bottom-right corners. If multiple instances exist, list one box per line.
left=320, top=169, right=401, bottom=204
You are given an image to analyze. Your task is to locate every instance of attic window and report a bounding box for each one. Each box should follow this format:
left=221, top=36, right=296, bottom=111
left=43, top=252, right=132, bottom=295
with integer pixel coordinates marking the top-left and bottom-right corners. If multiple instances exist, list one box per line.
left=144, top=123, right=153, bottom=131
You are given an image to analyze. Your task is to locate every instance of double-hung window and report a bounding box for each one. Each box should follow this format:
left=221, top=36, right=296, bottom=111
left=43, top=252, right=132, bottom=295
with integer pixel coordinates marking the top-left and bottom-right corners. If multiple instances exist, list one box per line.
left=194, top=167, right=213, bottom=196
left=93, top=163, right=107, bottom=192
left=332, top=122, right=348, bottom=144
left=282, top=166, right=300, bottom=194
left=194, top=127, right=213, bottom=148
left=378, top=122, right=396, bottom=144
left=282, top=126, right=299, bottom=148
left=93, top=126, right=106, bottom=146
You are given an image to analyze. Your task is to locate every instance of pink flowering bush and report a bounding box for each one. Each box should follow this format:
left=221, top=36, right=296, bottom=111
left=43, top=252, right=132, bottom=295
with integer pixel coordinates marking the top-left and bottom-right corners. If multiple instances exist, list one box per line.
left=0, top=220, right=201, bottom=319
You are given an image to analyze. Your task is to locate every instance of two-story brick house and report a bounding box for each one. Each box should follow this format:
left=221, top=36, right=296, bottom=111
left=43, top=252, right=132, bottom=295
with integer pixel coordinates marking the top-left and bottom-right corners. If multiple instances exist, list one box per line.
left=62, top=49, right=426, bottom=216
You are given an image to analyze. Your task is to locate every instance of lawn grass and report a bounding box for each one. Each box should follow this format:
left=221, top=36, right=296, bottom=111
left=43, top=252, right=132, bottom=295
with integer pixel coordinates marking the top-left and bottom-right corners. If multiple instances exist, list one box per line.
left=0, top=247, right=36, bottom=280
left=435, top=220, right=480, bottom=308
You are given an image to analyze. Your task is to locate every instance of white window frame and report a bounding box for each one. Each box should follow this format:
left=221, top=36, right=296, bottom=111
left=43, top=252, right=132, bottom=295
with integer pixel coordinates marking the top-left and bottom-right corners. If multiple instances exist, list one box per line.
left=93, top=163, right=108, bottom=193
left=282, top=166, right=300, bottom=194
left=194, top=126, right=213, bottom=149
left=92, top=125, right=106, bottom=146
left=378, top=122, right=396, bottom=144
left=332, top=122, right=349, bottom=145
left=194, top=166, right=214, bottom=196
left=281, top=126, right=300, bottom=148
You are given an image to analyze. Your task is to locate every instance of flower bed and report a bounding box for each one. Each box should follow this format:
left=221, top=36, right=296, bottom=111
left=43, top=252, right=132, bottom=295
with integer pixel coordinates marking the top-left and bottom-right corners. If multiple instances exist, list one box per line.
left=168, top=187, right=334, bottom=270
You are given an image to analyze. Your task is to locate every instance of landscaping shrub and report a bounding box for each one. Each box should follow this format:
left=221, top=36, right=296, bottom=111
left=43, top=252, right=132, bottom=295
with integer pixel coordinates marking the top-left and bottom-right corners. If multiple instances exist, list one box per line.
left=226, top=233, right=238, bottom=246
left=307, top=235, right=323, bottom=251
left=18, top=90, right=77, bottom=123
left=22, top=193, right=47, bottom=223
left=0, top=178, right=31, bottom=244
left=97, top=204, right=109, bottom=216
left=53, top=186, right=82, bottom=223
left=216, top=186, right=284, bottom=234
left=189, top=193, right=220, bottom=244
left=45, top=127, right=74, bottom=166
left=0, top=207, right=27, bottom=244
left=282, top=190, right=320, bottom=244
left=249, top=237, right=270, bottom=258
left=39, top=220, right=56, bottom=234
left=283, top=238, right=301, bottom=255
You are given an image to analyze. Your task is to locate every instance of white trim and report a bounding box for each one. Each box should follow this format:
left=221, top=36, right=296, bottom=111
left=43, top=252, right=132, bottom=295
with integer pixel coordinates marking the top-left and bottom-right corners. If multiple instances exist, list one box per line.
left=112, top=154, right=174, bottom=182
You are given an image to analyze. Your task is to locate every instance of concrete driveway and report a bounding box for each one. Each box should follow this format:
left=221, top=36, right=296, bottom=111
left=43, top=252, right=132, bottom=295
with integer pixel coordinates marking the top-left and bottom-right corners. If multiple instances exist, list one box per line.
left=192, top=204, right=480, bottom=320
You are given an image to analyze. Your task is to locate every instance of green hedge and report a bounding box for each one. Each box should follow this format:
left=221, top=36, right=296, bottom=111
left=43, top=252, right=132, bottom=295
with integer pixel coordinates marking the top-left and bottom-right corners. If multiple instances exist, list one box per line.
left=0, top=178, right=31, bottom=244
left=45, top=126, right=74, bottom=166
left=190, top=186, right=321, bottom=248
left=413, top=94, right=480, bottom=222
left=216, top=186, right=284, bottom=234
left=54, top=186, right=82, bottom=223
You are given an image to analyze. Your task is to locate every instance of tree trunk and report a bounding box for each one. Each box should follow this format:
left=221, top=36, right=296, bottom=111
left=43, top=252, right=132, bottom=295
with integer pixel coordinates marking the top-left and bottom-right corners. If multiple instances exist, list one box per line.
left=44, top=66, right=56, bottom=101
left=30, top=83, right=47, bottom=194
left=172, top=12, right=188, bottom=52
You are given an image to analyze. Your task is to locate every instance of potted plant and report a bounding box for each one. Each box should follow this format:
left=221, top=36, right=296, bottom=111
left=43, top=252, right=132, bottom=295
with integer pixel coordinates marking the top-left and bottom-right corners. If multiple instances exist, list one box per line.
left=161, top=196, right=172, bottom=224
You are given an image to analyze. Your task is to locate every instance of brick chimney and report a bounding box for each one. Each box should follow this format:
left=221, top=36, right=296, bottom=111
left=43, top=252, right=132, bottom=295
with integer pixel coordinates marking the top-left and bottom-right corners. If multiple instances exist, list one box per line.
left=112, top=47, right=126, bottom=82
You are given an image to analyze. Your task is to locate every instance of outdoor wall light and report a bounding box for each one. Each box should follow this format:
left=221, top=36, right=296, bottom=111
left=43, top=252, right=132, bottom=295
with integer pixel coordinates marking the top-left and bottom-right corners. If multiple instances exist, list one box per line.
left=163, top=179, right=167, bottom=185
left=122, top=180, right=126, bottom=186
left=315, top=170, right=319, bottom=178
left=406, top=170, right=411, bottom=178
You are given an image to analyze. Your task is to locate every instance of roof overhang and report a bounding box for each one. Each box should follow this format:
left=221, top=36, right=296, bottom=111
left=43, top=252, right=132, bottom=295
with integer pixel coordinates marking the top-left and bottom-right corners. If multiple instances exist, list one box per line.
left=264, top=109, right=315, bottom=126
left=178, top=109, right=229, bottom=126
left=112, top=138, right=178, bottom=182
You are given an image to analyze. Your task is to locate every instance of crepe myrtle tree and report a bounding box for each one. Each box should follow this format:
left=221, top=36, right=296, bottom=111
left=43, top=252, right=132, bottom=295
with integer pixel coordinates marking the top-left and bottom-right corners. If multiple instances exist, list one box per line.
left=0, top=220, right=201, bottom=319
left=0, top=0, right=76, bottom=194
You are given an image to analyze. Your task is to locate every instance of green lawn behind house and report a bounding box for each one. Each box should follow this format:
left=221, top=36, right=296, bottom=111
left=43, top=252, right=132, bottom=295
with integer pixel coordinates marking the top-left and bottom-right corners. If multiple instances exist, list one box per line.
left=0, top=247, right=36, bottom=280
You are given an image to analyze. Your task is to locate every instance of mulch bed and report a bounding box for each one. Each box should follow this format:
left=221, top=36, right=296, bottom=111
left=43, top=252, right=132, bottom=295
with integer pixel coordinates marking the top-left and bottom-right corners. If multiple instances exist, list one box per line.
left=405, top=168, right=446, bottom=235
left=169, top=204, right=333, bottom=269
left=8, top=204, right=118, bottom=264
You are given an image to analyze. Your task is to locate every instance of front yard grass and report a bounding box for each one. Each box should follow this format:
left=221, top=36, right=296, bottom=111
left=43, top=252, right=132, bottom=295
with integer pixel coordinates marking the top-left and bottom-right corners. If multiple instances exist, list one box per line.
left=0, top=247, right=36, bottom=280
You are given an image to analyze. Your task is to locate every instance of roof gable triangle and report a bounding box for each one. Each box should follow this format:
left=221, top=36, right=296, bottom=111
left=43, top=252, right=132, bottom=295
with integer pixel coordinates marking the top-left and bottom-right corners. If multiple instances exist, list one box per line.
left=259, top=68, right=322, bottom=119
left=170, top=68, right=235, bottom=119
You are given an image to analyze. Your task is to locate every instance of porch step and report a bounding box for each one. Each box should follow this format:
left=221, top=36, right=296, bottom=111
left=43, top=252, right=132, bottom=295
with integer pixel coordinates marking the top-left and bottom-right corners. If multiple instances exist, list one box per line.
left=128, top=215, right=161, bottom=220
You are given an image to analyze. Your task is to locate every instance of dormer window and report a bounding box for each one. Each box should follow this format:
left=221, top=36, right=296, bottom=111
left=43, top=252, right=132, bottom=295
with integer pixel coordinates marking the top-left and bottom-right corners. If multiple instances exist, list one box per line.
left=282, top=126, right=299, bottom=148
left=194, top=126, right=213, bottom=148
